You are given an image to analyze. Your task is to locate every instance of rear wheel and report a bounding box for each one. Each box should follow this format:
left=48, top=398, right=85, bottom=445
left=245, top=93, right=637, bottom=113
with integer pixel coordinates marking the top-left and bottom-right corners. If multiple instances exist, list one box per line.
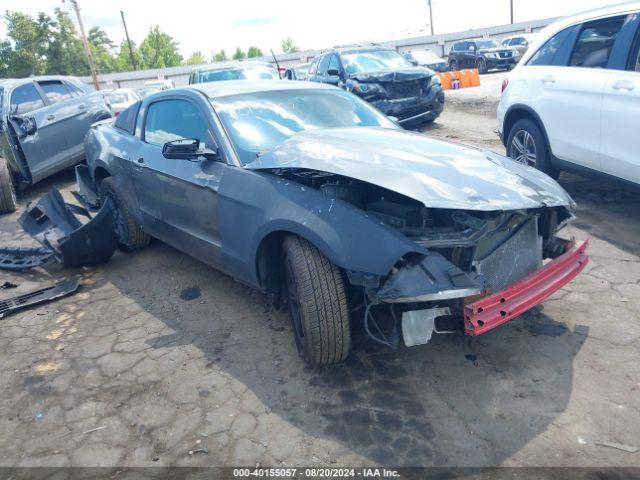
left=100, top=177, right=151, bottom=250
left=0, top=158, right=18, bottom=214
left=507, top=118, right=559, bottom=178
left=476, top=58, right=487, bottom=74
left=283, top=235, right=351, bottom=367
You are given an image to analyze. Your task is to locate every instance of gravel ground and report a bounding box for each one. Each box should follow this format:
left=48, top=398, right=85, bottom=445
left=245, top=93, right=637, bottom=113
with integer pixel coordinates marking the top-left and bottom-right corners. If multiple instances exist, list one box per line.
left=0, top=91, right=638, bottom=469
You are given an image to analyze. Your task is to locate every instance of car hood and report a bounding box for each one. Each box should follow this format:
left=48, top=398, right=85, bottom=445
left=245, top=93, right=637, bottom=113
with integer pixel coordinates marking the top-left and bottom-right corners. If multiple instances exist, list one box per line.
left=350, top=68, right=433, bottom=83
left=245, top=127, right=574, bottom=211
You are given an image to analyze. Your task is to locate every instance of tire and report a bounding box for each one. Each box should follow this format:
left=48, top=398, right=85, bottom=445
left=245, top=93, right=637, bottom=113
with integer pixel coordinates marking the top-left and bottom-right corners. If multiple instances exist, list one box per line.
left=100, top=177, right=151, bottom=250
left=0, top=157, right=18, bottom=214
left=476, top=58, right=487, bottom=74
left=507, top=118, right=559, bottom=179
left=283, top=235, right=351, bottom=367
left=449, top=60, right=458, bottom=71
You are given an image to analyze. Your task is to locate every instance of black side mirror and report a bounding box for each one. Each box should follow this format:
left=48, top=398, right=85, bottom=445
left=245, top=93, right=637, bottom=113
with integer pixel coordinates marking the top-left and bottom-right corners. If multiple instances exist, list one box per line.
left=162, top=138, right=218, bottom=161
left=10, top=115, right=37, bottom=138
left=326, top=68, right=340, bottom=77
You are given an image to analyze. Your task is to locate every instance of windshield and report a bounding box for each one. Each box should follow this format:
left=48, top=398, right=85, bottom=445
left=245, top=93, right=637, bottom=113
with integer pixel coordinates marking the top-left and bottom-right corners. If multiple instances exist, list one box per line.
left=476, top=40, right=500, bottom=49
left=199, top=65, right=279, bottom=83
left=213, top=89, right=398, bottom=164
left=411, top=50, right=441, bottom=63
left=108, top=93, right=129, bottom=104
left=341, top=49, right=414, bottom=75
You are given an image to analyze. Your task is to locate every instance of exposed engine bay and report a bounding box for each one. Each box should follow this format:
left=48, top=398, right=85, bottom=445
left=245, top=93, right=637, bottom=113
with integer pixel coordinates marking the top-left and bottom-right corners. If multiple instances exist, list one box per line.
left=269, top=168, right=577, bottom=347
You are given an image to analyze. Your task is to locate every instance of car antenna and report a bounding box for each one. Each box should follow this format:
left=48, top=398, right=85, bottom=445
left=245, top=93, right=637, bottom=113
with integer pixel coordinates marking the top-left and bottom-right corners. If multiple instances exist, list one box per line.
left=270, top=49, right=282, bottom=79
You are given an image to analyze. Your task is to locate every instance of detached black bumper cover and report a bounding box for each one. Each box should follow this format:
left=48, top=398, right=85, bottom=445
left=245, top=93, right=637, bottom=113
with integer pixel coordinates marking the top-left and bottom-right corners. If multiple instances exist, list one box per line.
left=19, top=189, right=116, bottom=268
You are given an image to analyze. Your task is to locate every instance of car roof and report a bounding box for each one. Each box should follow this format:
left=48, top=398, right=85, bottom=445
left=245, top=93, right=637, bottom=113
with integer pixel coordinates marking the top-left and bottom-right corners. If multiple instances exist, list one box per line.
left=0, top=75, right=82, bottom=90
left=192, top=60, right=275, bottom=73
left=520, top=1, right=640, bottom=64
left=188, top=80, right=336, bottom=99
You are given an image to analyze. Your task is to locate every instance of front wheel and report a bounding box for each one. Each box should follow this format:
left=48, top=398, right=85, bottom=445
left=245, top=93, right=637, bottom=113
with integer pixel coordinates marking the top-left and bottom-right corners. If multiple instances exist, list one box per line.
left=476, top=58, right=487, bottom=74
left=449, top=60, right=458, bottom=71
left=283, top=235, right=351, bottom=367
left=507, top=118, right=559, bottom=178
left=0, top=158, right=18, bottom=214
left=100, top=177, right=151, bottom=250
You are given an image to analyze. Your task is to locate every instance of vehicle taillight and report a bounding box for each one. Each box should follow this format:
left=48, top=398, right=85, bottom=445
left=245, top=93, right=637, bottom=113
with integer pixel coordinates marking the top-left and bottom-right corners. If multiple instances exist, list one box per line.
left=501, top=78, right=509, bottom=93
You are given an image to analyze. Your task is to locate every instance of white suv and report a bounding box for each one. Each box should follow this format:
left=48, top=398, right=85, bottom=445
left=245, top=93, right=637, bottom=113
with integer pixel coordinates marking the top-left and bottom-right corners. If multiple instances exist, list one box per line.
left=498, top=2, right=640, bottom=186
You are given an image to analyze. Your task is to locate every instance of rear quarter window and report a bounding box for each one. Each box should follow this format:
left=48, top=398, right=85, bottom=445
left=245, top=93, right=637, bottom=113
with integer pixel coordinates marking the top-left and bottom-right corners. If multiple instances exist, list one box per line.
left=114, top=101, right=140, bottom=134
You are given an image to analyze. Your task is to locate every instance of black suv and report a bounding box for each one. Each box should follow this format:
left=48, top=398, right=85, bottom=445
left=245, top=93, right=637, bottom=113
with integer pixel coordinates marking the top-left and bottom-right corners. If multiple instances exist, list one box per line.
left=448, top=39, right=516, bottom=73
left=307, top=44, right=444, bottom=127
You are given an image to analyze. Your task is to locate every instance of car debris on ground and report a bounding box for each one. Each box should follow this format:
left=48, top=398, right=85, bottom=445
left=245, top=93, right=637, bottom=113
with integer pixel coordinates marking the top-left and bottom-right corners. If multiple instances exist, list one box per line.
left=0, top=276, right=80, bottom=319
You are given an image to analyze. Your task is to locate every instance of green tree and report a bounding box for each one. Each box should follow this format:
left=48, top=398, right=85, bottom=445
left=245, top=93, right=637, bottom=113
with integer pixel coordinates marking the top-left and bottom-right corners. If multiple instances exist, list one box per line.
left=185, top=50, right=206, bottom=65
left=115, top=39, right=144, bottom=71
left=232, top=47, right=245, bottom=60
left=139, top=26, right=182, bottom=68
left=212, top=49, right=227, bottom=62
left=88, top=26, right=116, bottom=73
left=2, top=11, right=52, bottom=76
left=46, top=8, right=88, bottom=75
left=247, top=46, right=263, bottom=58
left=0, top=39, right=12, bottom=78
left=281, top=37, right=298, bottom=53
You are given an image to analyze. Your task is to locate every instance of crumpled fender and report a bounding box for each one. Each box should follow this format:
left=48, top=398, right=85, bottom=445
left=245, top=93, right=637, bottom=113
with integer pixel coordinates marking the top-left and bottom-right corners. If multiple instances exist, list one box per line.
left=217, top=168, right=427, bottom=287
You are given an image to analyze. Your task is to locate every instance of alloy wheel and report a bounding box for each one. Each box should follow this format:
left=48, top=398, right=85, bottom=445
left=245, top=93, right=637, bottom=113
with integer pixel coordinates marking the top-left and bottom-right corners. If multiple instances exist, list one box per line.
left=509, top=129, right=537, bottom=167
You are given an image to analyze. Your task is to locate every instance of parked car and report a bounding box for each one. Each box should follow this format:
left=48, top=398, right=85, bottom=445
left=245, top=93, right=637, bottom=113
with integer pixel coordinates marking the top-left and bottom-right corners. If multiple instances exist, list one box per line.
left=308, top=44, right=444, bottom=127
left=284, top=63, right=311, bottom=80
left=106, top=88, right=141, bottom=116
left=136, top=86, right=163, bottom=99
left=0, top=76, right=111, bottom=213
left=501, top=33, right=537, bottom=60
left=81, top=80, right=587, bottom=366
left=448, top=39, right=517, bottom=73
left=144, top=79, right=174, bottom=91
left=498, top=2, right=640, bottom=186
left=188, top=61, right=280, bottom=84
left=403, top=49, right=449, bottom=72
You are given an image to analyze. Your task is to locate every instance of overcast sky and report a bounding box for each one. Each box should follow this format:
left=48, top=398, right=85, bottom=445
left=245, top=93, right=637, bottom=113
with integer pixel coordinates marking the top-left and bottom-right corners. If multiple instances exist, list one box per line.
left=0, top=0, right=623, bottom=57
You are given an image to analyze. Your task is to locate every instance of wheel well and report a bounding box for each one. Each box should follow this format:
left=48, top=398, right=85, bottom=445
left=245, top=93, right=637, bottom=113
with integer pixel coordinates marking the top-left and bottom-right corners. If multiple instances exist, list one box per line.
left=502, top=107, right=550, bottom=152
left=256, top=231, right=290, bottom=303
left=93, top=166, right=111, bottom=186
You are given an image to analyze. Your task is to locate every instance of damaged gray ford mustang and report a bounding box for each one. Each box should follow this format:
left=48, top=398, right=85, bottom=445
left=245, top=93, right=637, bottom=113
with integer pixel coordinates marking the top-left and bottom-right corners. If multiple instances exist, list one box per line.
left=81, top=80, right=589, bottom=366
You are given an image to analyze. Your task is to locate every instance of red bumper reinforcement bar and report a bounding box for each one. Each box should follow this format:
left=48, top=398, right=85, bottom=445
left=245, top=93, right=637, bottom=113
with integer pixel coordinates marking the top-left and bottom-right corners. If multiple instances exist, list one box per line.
left=464, top=239, right=589, bottom=336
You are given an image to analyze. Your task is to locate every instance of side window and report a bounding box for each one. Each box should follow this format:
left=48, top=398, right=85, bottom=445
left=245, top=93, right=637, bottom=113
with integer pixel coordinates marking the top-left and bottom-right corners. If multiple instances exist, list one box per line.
left=10, top=83, right=45, bottom=114
left=451, top=43, right=459, bottom=52
left=528, top=27, right=575, bottom=66
left=502, top=39, right=510, bottom=47
left=511, top=37, right=525, bottom=46
left=114, top=101, right=140, bottom=134
left=569, top=16, right=626, bottom=68
left=144, top=99, right=211, bottom=147
left=317, top=55, right=330, bottom=75
left=38, top=80, right=74, bottom=104
left=65, top=81, right=85, bottom=97
left=328, top=55, right=340, bottom=72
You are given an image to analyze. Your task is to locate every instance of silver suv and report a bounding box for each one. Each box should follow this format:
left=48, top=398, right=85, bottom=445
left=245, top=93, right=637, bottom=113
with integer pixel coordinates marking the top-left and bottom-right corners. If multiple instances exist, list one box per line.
left=0, top=76, right=111, bottom=213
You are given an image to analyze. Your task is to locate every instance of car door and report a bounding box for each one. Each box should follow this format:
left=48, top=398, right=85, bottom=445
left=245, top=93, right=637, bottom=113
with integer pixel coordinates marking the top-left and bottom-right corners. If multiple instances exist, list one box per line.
left=524, top=16, right=627, bottom=169
left=324, top=54, right=342, bottom=86
left=314, top=55, right=331, bottom=84
left=600, top=13, right=640, bottom=184
left=134, top=96, right=226, bottom=267
left=7, top=82, right=69, bottom=183
left=38, top=79, right=90, bottom=166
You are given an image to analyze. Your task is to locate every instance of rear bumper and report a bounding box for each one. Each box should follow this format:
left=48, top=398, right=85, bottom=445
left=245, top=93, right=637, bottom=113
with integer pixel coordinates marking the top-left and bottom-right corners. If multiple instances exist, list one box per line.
left=464, top=239, right=589, bottom=336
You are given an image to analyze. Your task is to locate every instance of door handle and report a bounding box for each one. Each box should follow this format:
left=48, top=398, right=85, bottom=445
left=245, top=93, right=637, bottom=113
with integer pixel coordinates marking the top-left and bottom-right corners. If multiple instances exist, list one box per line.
left=137, top=157, right=144, bottom=164
left=612, top=80, right=634, bottom=92
left=78, top=104, right=87, bottom=111
left=541, top=76, right=555, bottom=85
left=46, top=114, right=55, bottom=121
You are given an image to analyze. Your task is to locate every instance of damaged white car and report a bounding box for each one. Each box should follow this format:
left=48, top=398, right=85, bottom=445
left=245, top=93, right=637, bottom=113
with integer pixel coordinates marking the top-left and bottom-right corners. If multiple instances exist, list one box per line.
left=79, top=81, right=589, bottom=366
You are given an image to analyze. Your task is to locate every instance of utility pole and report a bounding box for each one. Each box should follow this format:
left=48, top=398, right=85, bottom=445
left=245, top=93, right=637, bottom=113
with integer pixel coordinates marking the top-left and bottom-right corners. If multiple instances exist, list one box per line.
left=69, top=0, right=100, bottom=90
left=428, top=0, right=434, bottom=36
left=120, top=10, right=138, bottom=71
left=510, top=0, right=514, bottom=23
